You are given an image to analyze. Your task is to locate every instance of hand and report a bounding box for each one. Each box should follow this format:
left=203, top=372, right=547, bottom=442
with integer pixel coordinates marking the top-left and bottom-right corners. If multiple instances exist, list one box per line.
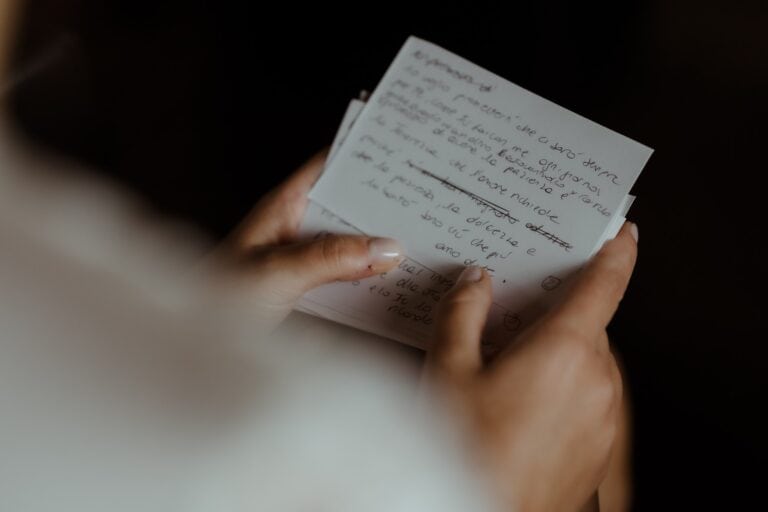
left=217, top=150, right=404, bottom=330
left=425, top=222, right=638, bottom=512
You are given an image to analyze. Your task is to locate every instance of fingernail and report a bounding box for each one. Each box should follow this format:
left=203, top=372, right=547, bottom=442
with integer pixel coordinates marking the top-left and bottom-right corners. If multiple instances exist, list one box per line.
left=368, top=237, right=404, bottom=266
left=458, top=265, right=483, bottom=284
left=628, top=222, right=639, bottom=243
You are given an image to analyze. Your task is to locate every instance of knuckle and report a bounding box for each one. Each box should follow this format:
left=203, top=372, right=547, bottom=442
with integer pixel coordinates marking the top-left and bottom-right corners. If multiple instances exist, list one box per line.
left=587, top=361, right=619, bottom=414
left=548, top=338, right=615, bottom=394
left=594, top=374, right=617, bottom=409
left=316, top=235, right=349, bottom=271
left=595, top=420, right=617, bottom=459
left=549, top=331, right=594, bottom=367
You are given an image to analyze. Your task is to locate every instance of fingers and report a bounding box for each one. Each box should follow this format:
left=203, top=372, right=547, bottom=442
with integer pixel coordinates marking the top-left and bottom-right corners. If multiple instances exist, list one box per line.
left=280, top=148, right=330, bottom=195
left=233, top=149, right=328, bottom=248
left=549, top=222, right=639, bottom=343
left=428, top=267, right=493, bottom=380
left=248, top=234, right=404, bottom=298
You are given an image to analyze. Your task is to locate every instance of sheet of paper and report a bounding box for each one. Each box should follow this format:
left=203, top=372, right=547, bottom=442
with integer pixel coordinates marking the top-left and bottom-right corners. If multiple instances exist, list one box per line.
left=297, top=201, right=521, bottom=350
left=309, top=37, right=652, bottom=313
left=297, top=100, right=635, bottom=350
left=297, top=106, right=636, bottom=350
left=297, top=99, right=584, bottom=349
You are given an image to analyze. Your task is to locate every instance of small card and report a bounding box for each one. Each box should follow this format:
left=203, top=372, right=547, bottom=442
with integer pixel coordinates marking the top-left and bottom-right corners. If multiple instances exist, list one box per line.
left=298, top=37, right=652, bottom=349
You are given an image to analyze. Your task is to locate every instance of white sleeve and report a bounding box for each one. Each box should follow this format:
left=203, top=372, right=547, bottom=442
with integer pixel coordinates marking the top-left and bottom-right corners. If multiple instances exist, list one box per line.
left=0, top=125, right=498, bottom=512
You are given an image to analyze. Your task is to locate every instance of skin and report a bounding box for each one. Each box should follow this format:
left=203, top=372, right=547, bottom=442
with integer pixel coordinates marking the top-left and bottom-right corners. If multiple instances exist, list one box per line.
left=223, top=152, right=636, bottom=511
left=214, top=150, right=406, bottom=331
left=426, top=223, right=637, bottom=512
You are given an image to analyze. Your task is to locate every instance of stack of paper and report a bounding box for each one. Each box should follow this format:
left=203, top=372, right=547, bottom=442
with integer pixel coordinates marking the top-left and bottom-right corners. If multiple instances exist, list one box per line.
left=296, top=37, right=652, bottom=350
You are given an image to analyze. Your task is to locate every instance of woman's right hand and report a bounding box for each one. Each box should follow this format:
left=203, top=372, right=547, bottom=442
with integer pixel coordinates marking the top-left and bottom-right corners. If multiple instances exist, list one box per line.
left=425, top=222, right=638, bottom=512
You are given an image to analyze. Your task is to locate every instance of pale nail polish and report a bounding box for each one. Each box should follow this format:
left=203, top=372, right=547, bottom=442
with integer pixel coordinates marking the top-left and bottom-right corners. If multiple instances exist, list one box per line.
left=368, top=237, right=404, bottom=266
left=458, top=265, right=483, bottom=284
left=628, top=222, right=639, bottom=243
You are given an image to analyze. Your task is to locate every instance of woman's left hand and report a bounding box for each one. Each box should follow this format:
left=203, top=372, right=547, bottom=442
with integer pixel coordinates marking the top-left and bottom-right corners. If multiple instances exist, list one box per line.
left=216, top=150, right=404, bottom=330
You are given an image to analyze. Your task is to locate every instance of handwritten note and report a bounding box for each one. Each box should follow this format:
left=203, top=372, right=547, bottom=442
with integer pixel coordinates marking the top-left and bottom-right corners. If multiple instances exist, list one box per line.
left=298, top=37, right=652, bottom=349
left=298, top=200, right=538, bottom=351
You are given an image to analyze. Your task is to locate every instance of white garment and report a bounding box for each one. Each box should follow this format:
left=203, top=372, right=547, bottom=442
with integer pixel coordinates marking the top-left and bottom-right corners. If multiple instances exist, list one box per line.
left=0, top=122, right=495, bottom=512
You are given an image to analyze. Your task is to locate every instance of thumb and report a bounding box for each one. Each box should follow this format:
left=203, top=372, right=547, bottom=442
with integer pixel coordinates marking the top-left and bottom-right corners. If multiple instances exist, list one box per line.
left=547, top=221, right=638, bottom=344
left=252, top=234, right=404, bottom=299
left=428, top=266, right=492, bottom=380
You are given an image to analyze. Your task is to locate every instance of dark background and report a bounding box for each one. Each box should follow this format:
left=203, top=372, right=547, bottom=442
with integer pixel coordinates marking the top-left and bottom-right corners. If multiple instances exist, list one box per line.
left=7, top=0, right=766, bottom=509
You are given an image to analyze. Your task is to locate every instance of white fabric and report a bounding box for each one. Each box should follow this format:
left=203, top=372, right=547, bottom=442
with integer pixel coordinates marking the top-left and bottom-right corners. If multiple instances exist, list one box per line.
left=0, top=122, right=495, bottom=512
